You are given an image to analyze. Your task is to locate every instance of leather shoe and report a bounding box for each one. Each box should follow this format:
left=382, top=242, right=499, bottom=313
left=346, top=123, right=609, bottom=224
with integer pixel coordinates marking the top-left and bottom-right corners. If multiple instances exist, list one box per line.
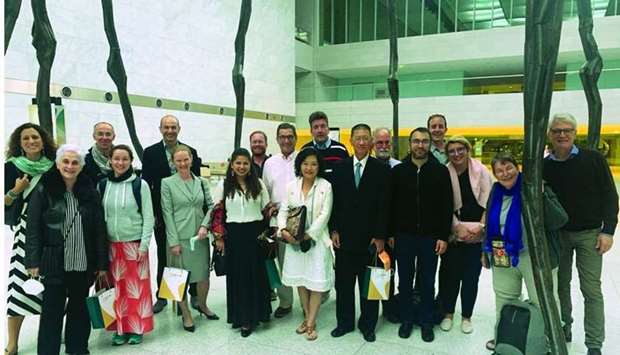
left=241, top=328, right=252, bottom=337
left=330, top=327, right=353, bottom=338
left=421, top=325, right=435, bottom=342
left=563, top=324, right=572, bottom=342
left=274, top=306, right=292, bottom=318
left=398, top=323, right=413, bottom=339
left=152, top=299, right=167, bottom=314
left=362, top=331, right=376, bottom=342
left=586, top=349, right=602, bottom=355
left=384, top=312, right=400, bottom=324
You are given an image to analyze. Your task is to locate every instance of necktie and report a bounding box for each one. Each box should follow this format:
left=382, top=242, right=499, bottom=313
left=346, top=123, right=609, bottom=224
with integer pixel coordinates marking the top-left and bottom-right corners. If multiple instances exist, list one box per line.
left=355, top=162, right=362, bottom=188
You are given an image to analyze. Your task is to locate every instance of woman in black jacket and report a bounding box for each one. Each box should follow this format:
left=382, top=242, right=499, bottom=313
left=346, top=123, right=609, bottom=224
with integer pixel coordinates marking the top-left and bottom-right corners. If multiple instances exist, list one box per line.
left=25, top=144, right=108, bottom=355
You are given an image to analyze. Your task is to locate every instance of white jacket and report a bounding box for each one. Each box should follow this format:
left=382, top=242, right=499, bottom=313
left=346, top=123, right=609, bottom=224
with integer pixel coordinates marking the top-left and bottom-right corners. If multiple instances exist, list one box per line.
left=277, top=177, right=333, bottom=248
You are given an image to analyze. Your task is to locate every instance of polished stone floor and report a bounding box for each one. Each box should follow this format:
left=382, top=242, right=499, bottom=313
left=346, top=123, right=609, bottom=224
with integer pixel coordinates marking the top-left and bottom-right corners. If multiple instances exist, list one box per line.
left=2, top=228, right=619, bottom=355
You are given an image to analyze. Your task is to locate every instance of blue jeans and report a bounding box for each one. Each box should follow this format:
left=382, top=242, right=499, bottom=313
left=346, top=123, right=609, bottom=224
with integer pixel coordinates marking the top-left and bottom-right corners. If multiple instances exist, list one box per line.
left=395, top=234, right=438, bottom=326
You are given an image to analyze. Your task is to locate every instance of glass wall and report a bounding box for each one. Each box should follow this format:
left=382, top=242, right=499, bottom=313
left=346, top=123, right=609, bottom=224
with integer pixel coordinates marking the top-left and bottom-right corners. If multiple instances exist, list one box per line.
left=320, top=0, right=618, bottom=45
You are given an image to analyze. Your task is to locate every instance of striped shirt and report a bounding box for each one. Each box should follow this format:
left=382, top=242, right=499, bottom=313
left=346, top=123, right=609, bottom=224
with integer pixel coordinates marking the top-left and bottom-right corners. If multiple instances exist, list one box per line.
left=63, top=192, right=87, bottom=272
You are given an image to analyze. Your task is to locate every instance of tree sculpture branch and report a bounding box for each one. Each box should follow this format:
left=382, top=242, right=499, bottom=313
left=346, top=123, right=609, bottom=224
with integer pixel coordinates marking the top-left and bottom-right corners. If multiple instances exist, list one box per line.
left=232, top=0, right=252, bottom=150
left=387, top=0, right=400, bottom=156
left=31, top=0, right=56, bottom=135
left=101, top=0, right=144, bottom=161
left=577, top=0, right=603, bottom=150
left=4, top=0, right=22, bottom=54
left=522, top=1, right=568, bottom=354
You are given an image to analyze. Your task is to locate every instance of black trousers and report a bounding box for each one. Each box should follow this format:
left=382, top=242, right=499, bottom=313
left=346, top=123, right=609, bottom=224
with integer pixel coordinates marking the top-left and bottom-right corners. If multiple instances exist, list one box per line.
left=155, top=219, right=197, bottom=299
left=395, top=235, right=438, bottom=326
left=38, top=271, right=91, bottom=355
left=335, top=249, right=379, bottom=332
left=438, top=242, right=482, bottom=318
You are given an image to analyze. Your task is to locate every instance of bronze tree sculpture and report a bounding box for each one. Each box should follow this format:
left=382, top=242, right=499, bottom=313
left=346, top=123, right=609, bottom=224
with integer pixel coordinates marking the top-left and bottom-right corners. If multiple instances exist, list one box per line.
left=232, top=0, right=252, bottom=149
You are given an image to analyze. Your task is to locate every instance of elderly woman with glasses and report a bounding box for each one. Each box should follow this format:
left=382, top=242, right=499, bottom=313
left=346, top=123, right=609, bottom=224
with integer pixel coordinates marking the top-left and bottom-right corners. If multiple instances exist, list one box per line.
left=25, top=144, right=108, bottom=355
left=438, top=136, right=492, bottom=335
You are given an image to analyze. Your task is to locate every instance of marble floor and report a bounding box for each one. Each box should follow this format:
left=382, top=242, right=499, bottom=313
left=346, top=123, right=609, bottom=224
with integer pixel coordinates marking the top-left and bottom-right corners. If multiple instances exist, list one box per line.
left=2, top=229, right=619, bottom=355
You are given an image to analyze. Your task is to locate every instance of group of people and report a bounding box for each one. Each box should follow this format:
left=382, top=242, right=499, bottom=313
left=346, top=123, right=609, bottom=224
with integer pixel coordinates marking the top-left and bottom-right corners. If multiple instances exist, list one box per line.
left=3, top=111, right=616, bottom=355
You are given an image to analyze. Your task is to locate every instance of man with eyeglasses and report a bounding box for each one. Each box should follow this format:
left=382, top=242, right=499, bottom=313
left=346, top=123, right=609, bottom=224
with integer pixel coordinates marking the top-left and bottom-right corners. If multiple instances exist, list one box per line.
left=262, top=123, right=298, bottom=319
left=543, top=113, right=618, bottom=355
left=390, top=127, right=452, bottom=342
left=83, top=122, right=116, bottom=184
left=427, top=114, right=449, bottom=164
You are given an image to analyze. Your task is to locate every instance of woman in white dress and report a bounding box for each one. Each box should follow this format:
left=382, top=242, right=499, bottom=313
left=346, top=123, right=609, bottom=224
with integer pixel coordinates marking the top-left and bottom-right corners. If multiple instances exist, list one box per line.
left=277, top=147, right=334, bottom=341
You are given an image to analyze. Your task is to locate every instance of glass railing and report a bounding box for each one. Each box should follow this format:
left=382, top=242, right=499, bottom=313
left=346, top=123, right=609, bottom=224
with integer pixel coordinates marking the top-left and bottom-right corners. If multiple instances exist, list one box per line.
left=319, top=0, right=619, bottom=45
left=296, top=67, right=620, bottom=103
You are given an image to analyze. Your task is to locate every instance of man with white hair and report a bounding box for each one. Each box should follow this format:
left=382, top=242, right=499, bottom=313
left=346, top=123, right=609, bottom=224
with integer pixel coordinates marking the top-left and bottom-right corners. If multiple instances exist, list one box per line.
left=372, top=127, right=401, bottom=168
left=543, top=113, right=618, bottom=355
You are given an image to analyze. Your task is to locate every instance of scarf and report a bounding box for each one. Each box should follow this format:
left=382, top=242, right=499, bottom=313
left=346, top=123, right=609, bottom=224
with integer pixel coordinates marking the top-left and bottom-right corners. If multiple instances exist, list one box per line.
left=7, top=156, right=53, bottom=176
left=108, top=167, right=134, bottom=182
left=91, top=145, right=112, bottom=174
left=485, top=173, right=523, bottom=267
left=447, top=157, right=492, bottom=213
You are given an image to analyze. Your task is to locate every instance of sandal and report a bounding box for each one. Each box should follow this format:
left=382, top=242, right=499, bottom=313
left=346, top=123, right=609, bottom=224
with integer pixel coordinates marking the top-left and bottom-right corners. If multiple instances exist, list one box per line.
left=296, top=320, right=308, bottom=334
left=305, top=324, right=318, bottom=341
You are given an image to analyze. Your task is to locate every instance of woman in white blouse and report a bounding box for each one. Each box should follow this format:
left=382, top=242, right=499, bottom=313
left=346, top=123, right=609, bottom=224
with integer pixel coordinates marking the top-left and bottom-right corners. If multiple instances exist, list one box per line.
left=277, top=148, right=334, bottom=341
left=211, top=148, right=271, bottom=338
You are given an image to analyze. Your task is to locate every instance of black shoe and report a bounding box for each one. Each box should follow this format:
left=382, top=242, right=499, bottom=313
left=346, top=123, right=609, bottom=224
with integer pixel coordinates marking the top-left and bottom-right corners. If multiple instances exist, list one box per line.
left=363, top=331, right=376, bottom=342
left=563, top=324, right=572, bottom=342
left=273, top=306, right=292, bottom=318
left=183, top=324, right=195, bottom=333
left=384, top=312, right=400, bottom=324
left=421, top=325, right=435, bottom=342
left=398, top=323, right=413, bottom=339
left=152, top=299, right=167, bottom=314
left=330, top=327, right=353, bottom=338
left=197, top=307, right=220, bottom=320
left=241, top=328, right=252, bottom=337
left=587, top=349, right=602, bottom=355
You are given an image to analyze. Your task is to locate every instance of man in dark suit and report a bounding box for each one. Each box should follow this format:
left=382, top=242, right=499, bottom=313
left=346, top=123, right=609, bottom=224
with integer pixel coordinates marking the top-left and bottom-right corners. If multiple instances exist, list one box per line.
left=329, top=123, right=390, bottom=342
left=142, top=114, right=202, bottom=313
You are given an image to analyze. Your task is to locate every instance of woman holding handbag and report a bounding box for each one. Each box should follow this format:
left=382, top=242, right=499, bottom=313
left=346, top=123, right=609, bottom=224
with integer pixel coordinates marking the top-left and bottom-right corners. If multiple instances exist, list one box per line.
left=437, top=136, right=492, bottom=334
left=100, top=145, right=155, bottom=345
left=161, top=145, right=217, bottom=332
left=4, top=123, right=56, bottom=355
left=211, top=148, right=271, bottom=337
left=25, top=144, right=108, bottom=355
left=277, top=147, right=333, bottom=341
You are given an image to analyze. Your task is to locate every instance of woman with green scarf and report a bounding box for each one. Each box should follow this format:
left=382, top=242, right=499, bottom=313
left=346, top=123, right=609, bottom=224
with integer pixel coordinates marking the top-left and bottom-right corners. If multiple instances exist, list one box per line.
left=4, top=123, right=56, bottom=355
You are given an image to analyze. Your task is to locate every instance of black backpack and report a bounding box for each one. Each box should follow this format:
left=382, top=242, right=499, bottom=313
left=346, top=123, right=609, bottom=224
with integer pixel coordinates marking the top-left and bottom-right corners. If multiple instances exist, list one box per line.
left=98, top=177, right=143, bottom=215
left=494, top=300, right=549, bottom=355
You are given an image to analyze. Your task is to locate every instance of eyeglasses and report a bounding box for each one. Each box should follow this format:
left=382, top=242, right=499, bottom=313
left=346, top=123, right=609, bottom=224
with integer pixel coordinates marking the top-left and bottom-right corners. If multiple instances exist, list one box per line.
left=411, top=139, right=430, bottom=146
left=549, top=128, right=575, bottom=136
left=277, top=135, right=295, bottom=141
left=352, top=136, right=371, bottom=143
left=448, top=147, right=467, bottom=156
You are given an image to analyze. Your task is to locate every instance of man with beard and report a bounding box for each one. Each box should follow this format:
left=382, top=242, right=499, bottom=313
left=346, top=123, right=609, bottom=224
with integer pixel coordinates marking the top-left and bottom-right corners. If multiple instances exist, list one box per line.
left=249, top=131, right=270, bottom=178
left=391, top=127, right=452, bottom=342
left=83, top=122, right=115, bottom=184
left=427, top=114, right=448, bottom=165
left=142, top=114, right=203, bottom=314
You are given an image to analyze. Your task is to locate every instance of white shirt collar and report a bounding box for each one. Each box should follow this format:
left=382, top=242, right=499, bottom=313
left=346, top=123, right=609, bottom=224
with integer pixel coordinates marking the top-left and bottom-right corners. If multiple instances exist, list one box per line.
left=353, top=154, right=369, bottom=168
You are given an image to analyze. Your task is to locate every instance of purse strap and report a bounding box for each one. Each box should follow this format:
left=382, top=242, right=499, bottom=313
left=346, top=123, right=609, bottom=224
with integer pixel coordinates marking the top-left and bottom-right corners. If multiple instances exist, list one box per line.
left=63, top=209, right=80, bottom=242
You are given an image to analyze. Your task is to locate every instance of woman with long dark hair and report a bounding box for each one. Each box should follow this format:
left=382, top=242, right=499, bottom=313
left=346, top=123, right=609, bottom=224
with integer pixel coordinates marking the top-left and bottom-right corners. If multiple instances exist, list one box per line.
left=25, top=144, right=108, bottom=355
left=4, top=123, right=56, bottom=355
left=211, top=148, right=271, bottom=337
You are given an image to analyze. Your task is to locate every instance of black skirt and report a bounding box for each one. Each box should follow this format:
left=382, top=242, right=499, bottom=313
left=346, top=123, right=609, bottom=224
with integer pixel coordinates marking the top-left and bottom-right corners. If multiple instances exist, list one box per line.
left=225, top=221, right=272, bottom=328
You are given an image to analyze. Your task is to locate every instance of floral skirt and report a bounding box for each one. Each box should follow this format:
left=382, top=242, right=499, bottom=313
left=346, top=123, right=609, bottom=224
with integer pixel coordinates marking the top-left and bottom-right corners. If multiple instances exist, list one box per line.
left=108, top=241, right=154, bottom=335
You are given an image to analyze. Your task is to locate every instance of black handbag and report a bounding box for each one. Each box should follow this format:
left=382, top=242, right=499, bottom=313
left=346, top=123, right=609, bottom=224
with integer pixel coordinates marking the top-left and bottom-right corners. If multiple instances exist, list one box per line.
left=4, top=196, right=23, bottom=227
left=210, top=243, right=226, bottom=276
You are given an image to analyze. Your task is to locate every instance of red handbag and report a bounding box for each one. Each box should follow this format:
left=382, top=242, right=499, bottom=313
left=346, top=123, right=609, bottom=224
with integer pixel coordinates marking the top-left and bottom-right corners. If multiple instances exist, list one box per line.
left=209, top=201, right=227, bottom=237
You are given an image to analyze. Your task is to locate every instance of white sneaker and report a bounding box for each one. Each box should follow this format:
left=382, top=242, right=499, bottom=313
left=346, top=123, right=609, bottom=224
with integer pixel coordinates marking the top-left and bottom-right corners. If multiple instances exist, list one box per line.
left=439, top=317, right=453, bottom=331
left=461, top=319, right=473, bottom=334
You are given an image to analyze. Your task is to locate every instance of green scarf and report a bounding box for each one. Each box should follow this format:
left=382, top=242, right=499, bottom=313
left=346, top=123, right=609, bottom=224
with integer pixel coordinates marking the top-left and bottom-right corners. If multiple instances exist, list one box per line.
left=7, top=156, right=53, bottom=176
left=91, top=145, right=112, bottom=174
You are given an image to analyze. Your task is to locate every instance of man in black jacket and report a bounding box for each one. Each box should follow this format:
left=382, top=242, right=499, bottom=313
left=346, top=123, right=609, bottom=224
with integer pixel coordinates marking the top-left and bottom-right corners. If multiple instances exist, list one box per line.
left=83, top=122, right=115, bottom=184
left=329, top=124, right=390, bottom=342
left=391, top=127, right=452, bottom=342
left=142, top=114, right=202, bottom=313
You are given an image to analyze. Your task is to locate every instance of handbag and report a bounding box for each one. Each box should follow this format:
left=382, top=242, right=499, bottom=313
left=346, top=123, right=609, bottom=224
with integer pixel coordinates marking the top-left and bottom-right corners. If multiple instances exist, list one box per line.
left=361, top=253, right=392, bottom=300
left=285, top=205, right=307, bottom=241
left=209, top=201, right=227, bottom=237
left=86, top=277, right=115, bottom=329
left=210, top=243, right=226, bottom=276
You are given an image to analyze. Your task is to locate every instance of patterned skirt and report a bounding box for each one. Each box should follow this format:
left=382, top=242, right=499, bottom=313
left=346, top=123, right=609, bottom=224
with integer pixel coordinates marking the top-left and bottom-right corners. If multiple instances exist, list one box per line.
left=107, top=241, right=154, bottom=335
left=7, top=202, right=42, bottom=316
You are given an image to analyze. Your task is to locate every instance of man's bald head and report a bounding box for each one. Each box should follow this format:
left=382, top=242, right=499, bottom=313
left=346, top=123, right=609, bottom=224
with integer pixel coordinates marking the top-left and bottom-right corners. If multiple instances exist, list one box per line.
left=92, top=121, right=115, bottom=152
left=159, top=114, right=181, bottom=145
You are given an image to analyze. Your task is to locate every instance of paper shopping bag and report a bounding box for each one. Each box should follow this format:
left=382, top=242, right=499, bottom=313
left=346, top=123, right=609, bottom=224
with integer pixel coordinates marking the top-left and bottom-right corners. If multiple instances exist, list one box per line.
left=86, top=288, right=116, bottom=329
left=361, top=266, right=392, bottom=300
left=265, top=259, right=282, bottom=289
left=157, top=267, right=190, bottom=302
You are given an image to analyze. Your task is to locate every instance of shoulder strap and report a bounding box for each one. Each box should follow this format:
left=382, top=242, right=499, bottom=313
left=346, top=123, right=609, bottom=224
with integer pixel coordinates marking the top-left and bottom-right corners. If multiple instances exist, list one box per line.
left=132, top=177, right=143, bottom=215
left=97, top=178, right=108, bottom=199
left=199, top=178, right=207, bottom=212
